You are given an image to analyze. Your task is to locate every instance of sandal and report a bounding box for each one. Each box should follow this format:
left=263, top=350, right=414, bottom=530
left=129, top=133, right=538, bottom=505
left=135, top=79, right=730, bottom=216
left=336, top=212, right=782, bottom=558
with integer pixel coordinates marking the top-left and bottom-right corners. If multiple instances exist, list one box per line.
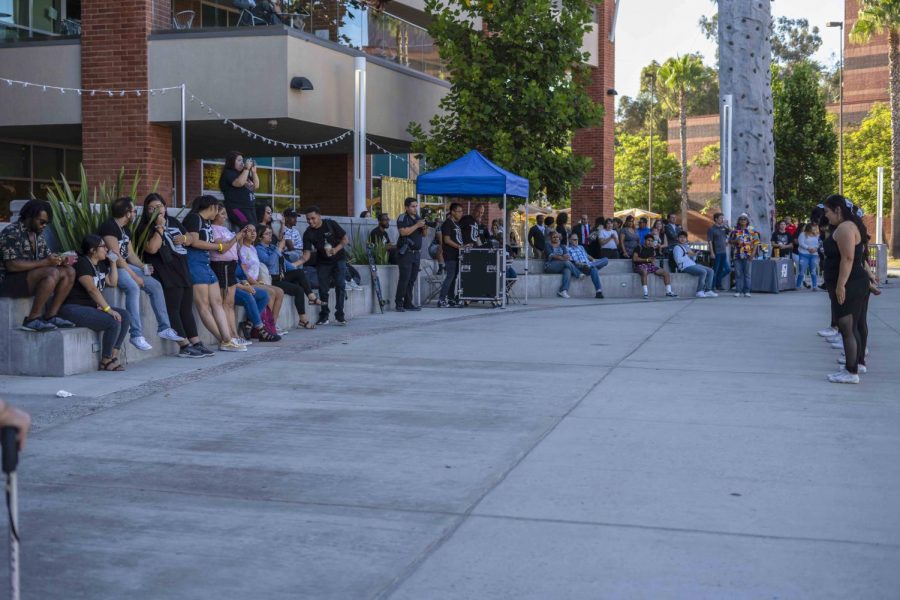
left=307, top=294, right=325, bottom=306
left=255, top=326, right=282, bottom=342
left=298, top=319, right=316, bottom=330
left=99, top=358, right=125, bottom=371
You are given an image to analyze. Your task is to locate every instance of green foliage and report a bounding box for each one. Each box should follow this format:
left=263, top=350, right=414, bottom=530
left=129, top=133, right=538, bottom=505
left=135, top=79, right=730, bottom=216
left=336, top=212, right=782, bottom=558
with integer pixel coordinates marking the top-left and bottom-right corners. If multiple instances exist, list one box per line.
left=850, top=0, right=900, bottom=45
left=45, top=166, right=155, bottom=253
left=656, top=54, right=712, bottom=117
left=693, top=143, right=720, bottom=182
left=407, top=0, right=603, bottom=203
left=699, top=8, right=823, bottom=67
left=614, top=132, right=682, bottom=215
left=347, top=226, right=389, bottom=265
left=844, top=103, right=892, bottom=215
left=772, top=61, right=838, bottom=219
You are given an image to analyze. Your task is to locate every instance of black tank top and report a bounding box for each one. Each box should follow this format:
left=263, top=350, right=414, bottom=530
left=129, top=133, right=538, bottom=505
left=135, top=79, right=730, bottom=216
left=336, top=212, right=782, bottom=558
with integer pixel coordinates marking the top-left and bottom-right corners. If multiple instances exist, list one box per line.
left=822, top=229, right=868, bottom=288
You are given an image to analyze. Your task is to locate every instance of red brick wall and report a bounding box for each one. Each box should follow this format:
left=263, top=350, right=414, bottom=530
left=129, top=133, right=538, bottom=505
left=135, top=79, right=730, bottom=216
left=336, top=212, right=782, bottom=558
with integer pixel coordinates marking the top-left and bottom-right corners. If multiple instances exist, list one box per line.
left=81, top=0, right=174, bottom=203
left=298, top=154, right=353, bottom=216
left=571, top=1, right=616, bottom=222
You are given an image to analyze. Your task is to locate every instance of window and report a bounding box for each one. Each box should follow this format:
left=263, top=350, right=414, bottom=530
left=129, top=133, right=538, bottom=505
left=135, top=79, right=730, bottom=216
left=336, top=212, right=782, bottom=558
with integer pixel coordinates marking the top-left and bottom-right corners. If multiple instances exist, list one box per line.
left=0, top=141, right=80, bottom=221
left=201, top=156, right=301, bottom=213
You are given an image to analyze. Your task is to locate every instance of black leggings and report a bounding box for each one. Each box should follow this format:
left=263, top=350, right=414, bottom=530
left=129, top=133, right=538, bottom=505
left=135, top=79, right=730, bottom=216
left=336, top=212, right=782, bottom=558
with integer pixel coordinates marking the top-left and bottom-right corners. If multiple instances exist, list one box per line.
left=274, top=270, right=314, bottom=317
left=163, top=285, right=199, bottom=340
left=830, top=285, right=870, bottom=374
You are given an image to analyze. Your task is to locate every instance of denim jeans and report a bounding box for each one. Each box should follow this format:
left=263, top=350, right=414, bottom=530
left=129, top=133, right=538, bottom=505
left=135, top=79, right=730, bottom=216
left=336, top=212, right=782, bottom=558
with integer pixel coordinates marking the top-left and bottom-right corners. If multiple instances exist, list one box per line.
left=712, top=253, right=732, bottom=289
left=796, top=253, right=819, bottom=288
left=734, top=259, right=752, bottom=294
left=117, top=264, right=172, bottom=339
left=235, top=287, right=270, bottom=327
left=58, top=304, right=131, bottom=359
left=544, top=260, right=581, bottom=292
left=580, top=257, right=609, bottom=291
left=439, top=259, right=459, bottom=301
left=317, top=260, right=347, bottom=319
left=682, top=264, right=716, bottom=292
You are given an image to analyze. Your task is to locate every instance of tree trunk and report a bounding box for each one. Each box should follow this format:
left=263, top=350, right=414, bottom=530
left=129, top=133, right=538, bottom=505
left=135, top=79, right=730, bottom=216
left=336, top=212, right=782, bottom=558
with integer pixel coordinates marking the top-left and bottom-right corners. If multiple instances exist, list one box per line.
left=679, top=89, right=689, bottom=231
left=889, top=28, right=900, bottom=258
left=718, top=0, right=775, bottom=241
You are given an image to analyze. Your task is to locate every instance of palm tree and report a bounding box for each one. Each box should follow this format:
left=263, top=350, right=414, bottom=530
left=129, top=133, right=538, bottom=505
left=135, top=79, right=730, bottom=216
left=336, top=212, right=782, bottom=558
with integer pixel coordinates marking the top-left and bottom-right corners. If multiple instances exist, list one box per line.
left=851, top=0, right=900, bottom=258
left=658, top=54, right=709, bottom=231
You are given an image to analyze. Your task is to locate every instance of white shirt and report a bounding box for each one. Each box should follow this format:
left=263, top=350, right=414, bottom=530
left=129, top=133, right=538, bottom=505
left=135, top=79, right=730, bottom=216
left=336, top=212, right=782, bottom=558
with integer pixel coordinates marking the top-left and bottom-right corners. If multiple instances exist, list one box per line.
left=599, top=229, right=618, bottom=249
left=798, top=233, right=819, bottom=255
left=283, top=226, right=303, bottom=251
left=672, top=243, right=696, bottom=270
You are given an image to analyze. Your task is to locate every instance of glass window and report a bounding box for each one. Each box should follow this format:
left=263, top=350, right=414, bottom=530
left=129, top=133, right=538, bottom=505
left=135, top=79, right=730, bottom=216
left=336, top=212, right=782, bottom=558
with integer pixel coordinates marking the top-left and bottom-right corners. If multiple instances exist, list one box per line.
left=390, top=155, right=408, bottom=179
left=255, top=167, right=272, bottom=194
left=203, top=162, right=222, bottom=192
left=64, top=149, right=82, bottom=179
left=273, top=157, right=294, bottom=169
left=372, top=154, right=390, bottom=177
left=0, top=143, right=29, bottom=178
left=252, top=157, right=272, bottom=167
left=0, top=180, right=29, bottom=222
left=33, top=146, right=65, bottom=181
left=256, top=195, right=273, bottom=209
left=274, top=169, right=293, bottom=196
left=273, top=197, right=294, bottom=213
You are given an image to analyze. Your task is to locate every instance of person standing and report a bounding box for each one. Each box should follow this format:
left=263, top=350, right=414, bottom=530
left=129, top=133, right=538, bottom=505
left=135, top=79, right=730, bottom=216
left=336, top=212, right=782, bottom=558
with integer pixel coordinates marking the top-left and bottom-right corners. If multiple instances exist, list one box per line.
left=620, top=216, right=640, bottom=259
left=770, top=220, right=793, bottom=258
left=98, top=197, right=185, bottom=351
left=822, top=195, right=871, bottom=384
left=636, top=217, right=652, bottom=245
left=0, top=200, right=76, bottom=332
left=663, top=212, right=682, bottom=247
left=460, top=204, right=488, bottom=247
left=438, top=203, right=464, bottom=307
left=555, top=211, right=571, bottom=245
left=394, top=198, right=427, bottom=312
left=575, top=214, right=592, bottom=246
left=597, top=219, right=620, bottom=259
left=219, top=151, right=260, bottom=228
left=707, top=212, right=732, bottom=291
left=527, top=214, right=547, bottom=259
left=135, top=194, right=213, bottom=358
left=299, top=206, right=350, bottom=326
left=728, top=213, right=760, bottom=297
left=796, top=223, right=821, bottom=291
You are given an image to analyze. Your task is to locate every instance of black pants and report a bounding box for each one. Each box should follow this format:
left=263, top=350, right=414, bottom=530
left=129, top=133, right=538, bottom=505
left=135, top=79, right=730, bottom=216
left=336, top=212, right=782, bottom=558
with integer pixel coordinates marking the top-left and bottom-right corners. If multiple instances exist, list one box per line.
left=395, top=250, right=420, bottom=308
left=439, top=259, right=459, bottom=301
left=163, top=285, right=199, bottom=340
left=225, top=206, right=257, bottom=229
left=316, top=260, right=346, bottom=320
left=274, top=269, right=314, bottom=317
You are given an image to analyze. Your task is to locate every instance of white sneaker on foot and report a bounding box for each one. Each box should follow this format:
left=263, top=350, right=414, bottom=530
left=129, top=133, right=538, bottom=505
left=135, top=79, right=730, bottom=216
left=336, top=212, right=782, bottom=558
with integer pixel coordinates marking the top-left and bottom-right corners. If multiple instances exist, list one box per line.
left=557, top=290, right=570, bottom=299
left=158, top=328, right=186, bottom=342
left=858, top=365, right=867, bottom=374
left=827, top=369, right=859, bottom=384
left=743, top=292, right=752, bottom=298
left=705, top=290, right=718, bottom=297
left=130, top=336, right=152, bottom=351
left=818, top=328, right=838, bottom=337
left=734, top=292, right=742, bottom=298
left=696, top=291, right=707, bottom=298
left=218, top=340, right=247, bottom=352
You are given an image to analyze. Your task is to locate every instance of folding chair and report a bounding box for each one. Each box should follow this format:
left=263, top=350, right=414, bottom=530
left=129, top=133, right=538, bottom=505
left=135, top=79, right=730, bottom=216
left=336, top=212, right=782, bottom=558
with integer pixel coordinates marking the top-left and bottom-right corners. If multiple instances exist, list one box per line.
left=505, top=276, right=522, bottom=305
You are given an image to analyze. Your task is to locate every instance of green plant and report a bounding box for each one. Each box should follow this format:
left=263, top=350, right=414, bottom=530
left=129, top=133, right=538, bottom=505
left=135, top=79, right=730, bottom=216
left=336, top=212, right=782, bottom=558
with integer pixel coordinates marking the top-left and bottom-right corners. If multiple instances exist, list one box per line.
left=45, top=165, right=156, bottom=252
left=347, top=225, right=390, bottom=265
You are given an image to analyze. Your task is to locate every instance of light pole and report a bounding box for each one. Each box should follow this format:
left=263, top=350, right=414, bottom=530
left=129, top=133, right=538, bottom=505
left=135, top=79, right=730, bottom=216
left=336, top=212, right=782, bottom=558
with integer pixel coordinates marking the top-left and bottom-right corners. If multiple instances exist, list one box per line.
left=647, top=71, right=656, bottom=211
left=827, top=20, right=844, bottom=195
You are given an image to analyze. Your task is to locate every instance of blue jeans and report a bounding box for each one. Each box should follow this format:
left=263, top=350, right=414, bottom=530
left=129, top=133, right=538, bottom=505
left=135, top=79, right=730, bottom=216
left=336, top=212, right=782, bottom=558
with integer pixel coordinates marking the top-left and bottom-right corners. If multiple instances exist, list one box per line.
left=682, top=264, right=716, bottom=293
left=58, top=304, right=131, bottom=359
left=117, top=264, right=172, bottom=339
left=235, top=287, right=270, bottom=327
left=545, top=260, right=581, bottom=292
left=796, top=254, right=818, bottom=288
left=712, top=253, right=731, bottom=289
left=734, top=259, right=752, bottom=294
left=579, top=258, right=609, bottom=291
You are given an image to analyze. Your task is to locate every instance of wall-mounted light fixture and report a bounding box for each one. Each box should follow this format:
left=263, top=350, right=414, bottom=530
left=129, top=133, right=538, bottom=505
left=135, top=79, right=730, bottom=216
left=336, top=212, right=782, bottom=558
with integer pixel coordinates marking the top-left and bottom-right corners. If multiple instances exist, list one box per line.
left=290, top=77, right=314, bottom=91
left=606, top=88, right=618, bottom=96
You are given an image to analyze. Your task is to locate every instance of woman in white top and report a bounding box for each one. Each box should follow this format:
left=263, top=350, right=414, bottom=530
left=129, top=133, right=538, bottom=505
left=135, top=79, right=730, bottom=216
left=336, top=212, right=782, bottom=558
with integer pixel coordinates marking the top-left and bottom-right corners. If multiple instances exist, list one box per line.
left=597, top=219, right=620, bottom=259
left=796, top=223, right=820, bottom=290
left=239, top=226, right=286, bottom=326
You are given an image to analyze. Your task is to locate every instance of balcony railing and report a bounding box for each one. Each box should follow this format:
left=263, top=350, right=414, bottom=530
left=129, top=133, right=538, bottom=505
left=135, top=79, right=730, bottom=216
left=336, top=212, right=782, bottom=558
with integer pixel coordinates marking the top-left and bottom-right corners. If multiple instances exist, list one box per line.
left=0, top=0, right=81, bottom=43
left=170, top=0, right=446, bottom=80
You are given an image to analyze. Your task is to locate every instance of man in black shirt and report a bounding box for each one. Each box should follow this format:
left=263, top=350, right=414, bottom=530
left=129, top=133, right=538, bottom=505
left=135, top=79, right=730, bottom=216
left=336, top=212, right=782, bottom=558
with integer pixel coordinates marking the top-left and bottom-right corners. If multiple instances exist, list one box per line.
left=368, top=213, right=396, bottom=263
left=299, top=206, right=350, bottom=325
left=527, top=214, right=547, bottom=258
left=770, top=220, right=793, bottom=258
left=395, top=198, right=428, bottom=311
left=459, top=204, right=488, bottom=247
left=438, top=203, right=465, bottom=307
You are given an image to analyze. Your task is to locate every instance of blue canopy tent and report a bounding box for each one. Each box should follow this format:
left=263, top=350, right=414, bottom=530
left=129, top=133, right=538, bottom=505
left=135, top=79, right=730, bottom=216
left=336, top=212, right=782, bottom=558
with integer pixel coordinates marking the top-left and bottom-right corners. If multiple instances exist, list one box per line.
left=416, top=150, right=530, bottom=306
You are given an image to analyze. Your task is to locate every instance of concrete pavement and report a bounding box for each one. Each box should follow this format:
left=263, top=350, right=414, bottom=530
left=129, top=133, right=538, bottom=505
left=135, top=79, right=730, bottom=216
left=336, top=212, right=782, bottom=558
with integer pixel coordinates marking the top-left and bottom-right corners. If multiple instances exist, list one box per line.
left=2, top=286, right=899, bottom=599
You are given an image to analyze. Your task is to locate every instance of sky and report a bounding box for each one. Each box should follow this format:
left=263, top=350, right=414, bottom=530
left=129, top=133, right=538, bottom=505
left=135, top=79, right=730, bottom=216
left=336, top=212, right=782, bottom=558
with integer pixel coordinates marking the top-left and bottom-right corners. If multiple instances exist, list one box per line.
left=614, top=0, right=845, bottom=103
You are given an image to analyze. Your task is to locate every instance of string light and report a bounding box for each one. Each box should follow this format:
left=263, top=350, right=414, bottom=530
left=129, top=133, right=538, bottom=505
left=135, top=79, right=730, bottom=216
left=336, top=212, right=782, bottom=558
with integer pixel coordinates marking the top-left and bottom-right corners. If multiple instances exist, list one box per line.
left=0, top=76, right=182, bottom=96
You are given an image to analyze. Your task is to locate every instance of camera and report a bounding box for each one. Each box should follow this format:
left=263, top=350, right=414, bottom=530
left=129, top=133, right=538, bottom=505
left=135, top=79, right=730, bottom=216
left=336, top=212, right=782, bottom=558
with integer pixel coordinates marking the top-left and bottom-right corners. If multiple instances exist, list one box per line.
left=420, top=207, right=438, bottom=229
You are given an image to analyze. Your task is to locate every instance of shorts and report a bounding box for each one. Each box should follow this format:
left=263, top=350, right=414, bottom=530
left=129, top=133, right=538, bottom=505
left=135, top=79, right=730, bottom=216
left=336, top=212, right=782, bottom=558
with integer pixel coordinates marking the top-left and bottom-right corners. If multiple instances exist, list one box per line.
left=211, top=260, right=239, bottom=289
left=0, top=271, right=31, bottom=298
left=187, top=250, right=218, bottom=285
left=634, top=263, right=659, bottom=275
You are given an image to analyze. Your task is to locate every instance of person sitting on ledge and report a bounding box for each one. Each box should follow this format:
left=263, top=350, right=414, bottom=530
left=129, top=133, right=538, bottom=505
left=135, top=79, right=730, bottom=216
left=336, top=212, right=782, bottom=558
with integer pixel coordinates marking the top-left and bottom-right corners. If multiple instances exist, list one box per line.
left=672, top=231, right=717, bottom=298
left=58, top=235, right=131, bottom=371
left=567, top=233, right=609, bottom=299
left=633, top=234, right=677, bottom=300
left=0, top=199, right=76, bottom=332
left=256, top=223, right=320, bottom=330
left=544, top=232, right=584, bottom=299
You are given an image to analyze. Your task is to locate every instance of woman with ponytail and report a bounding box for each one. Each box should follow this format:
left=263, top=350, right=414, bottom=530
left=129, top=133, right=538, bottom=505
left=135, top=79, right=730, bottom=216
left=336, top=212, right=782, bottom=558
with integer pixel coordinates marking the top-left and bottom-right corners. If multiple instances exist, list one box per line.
left=821, top=195, right=870, bottom=384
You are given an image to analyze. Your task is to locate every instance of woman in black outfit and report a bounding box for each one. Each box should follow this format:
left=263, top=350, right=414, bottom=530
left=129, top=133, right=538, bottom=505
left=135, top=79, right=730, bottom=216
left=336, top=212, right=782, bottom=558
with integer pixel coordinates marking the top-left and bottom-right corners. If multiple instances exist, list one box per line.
left=821, top=194, right=870, bottom=384
left=135, top=194, right=213, bottom=359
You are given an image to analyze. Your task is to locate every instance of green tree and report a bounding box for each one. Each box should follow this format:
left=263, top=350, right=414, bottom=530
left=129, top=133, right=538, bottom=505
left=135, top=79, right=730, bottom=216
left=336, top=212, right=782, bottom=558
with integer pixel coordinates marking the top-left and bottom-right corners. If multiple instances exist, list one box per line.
left=844, top=103, right=892, bottom=216
left=658, top=54, right=711, bottom=227
left=851, top=0, right=900, bottom=257
left=700, top=8, right=823, bottom=68
left=407, top=0, right=602, bottom=202
left=772, top=61, right=838, bottom=219
left=614, top=132, right=681, bottom=215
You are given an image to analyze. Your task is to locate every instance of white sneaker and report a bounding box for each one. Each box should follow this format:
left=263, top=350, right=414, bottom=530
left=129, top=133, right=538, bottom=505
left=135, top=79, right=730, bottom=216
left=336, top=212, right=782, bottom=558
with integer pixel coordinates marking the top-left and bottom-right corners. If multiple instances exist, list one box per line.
left=858, top=365, right=867, bottom=374
left=557, top=290, right=570, bottom=299
left=705, top=290, right=718, bottom=298
left=837, top=357, right=846, bottom=365
left=130, top=336, right=153, bottom=351
left=696, top=291, right=707, bottom=298
left=734, top=292, right=742, bottom=298
left=231, top=337, right=252, bottom=347
left=830, top=342, right=843, bottom=350
left=818, top=328, right=838, bottom=337
left=827, top=369, right=860, bottom=384
left=825, top=334, right=841, bottom=343
left=743, top=292, right=752, bottom=298
left=158, top=328, right=186, bottom=343
left=218, top=341, right=247, bottom=352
